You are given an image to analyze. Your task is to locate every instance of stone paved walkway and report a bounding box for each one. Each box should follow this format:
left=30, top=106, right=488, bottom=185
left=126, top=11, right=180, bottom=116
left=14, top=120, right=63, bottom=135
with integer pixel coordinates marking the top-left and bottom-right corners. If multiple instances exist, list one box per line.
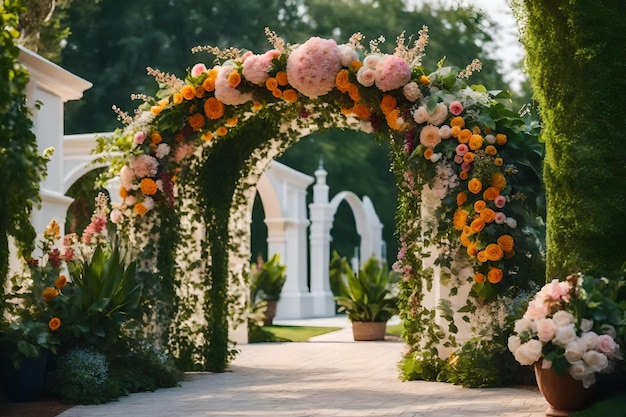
left=58, top=318, right=548, bottom=417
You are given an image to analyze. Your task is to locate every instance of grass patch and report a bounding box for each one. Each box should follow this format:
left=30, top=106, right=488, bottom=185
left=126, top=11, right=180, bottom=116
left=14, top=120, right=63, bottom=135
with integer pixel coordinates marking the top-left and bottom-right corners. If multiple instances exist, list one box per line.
left=386, top=323, right=403, bottom=337
left=263, top=325, right=342, bottom=342
left=571, top=394, right=626, bottom=417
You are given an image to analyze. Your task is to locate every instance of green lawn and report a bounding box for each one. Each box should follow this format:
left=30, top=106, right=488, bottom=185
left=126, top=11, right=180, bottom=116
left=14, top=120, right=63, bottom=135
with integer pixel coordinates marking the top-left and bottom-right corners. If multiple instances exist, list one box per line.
left=264, top=325, right=342, bottom=342
left=386, top=323, right=403, bottom=337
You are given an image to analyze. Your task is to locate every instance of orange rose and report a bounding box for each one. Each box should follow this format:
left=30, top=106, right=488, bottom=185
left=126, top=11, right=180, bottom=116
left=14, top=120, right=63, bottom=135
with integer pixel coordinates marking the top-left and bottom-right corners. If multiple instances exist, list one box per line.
left=487, top=268, right=503, bottom=284
left=496, top=133, right=507, bottom=145
left=283, top=89, right=298, bottom=103
left=194, top=86, right=206, bottom=98
left=451, top=125, right=461, bottom=138
left=265, top=77, right=278, bottom=91
left=469, top=134, right=483, bottom=151
left=55, top=275, right=67, bottom=290
left=349, top=60, right=363, bottom=71
left=459, top=171, right=469, bottom=180
left=480, top=208, right=496, bottom=223
left=353, top=103, right=372, bottom=120
left=48, top=317, right=61, bottom=331
left=188, top=113, right=205, bottom=130
left=276, top=71, right=289, bottom=86
left=202, top=77, right=215, bottom=92
left=456, top=192, right=467, bottom=206
left=227, top=71, right=241, bottom=88
left=204, top=97, right=225, bottom=120
left=474, top=272, right=485, bottom=283
left=347, top=84, right=360, bottom=102
left=497, top=234, right=515, bottom=252
left=380, top=95, right=397, bottom=115
left=467, top=243, right=479, bottom=258
left=335, top=69, right=351, bottom=92
left=450, top=116, right=465, bottom=128
left=140, top=178, right=158, bottom=195
left=181, top=85, right=196, bottom=100
left=467, top=178, right=482, bottom=194
left=423, top=148, right=434, bottom=159
left=134, top=203, right=149, bottom=216
left=458, top=129, right=472, bottom=144
left=477, top=250, right=488, bottom=263
left=483, top=187, right=500, bottom=201
left=172, top=92, right=183, bottom=105
left=272, top=88, right=283, bottom=98
left=494, top=157, right=503, bottom=167
left=485, top=145, right=497, bottom=156
left=386, top=109, right=404, bottom=131
left=485, top=243, right=504, bottom=261
left=42, top=287, right=59, bottom=302
left=473, top=200, right=486, bottom=213
left=463, top=152, right=475, bottom=163
left=470, top=218, right=485, bottom=233
left=453, top=208, right=469, bottom=231
left=151, top=132, right=163, bottom=144
left=207, top=68, right=219, bottom=79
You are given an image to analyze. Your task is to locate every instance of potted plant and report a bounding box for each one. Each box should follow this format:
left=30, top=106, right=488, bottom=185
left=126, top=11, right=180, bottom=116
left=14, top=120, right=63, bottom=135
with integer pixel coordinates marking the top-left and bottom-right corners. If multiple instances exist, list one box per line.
left=249, top=254, right=287, bottom=326
left=329, top=251, right=400, bottom=341
left=508, top=273, right=625, bottom=415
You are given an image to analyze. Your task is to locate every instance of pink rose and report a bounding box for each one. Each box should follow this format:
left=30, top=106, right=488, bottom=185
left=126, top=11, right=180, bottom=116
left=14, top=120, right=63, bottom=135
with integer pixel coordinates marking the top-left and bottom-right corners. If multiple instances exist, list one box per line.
left=454, top=154, right=463, bottom=164
left=134, top=131, right=146, bottom=144
left=524, top=298, right=549, bottom=320
left=535, top=318, right=556, bottom=343
left=455, top=144, right=469, bottom=156
left=461, top=162, right=471, bottom=172
left=596, top=334, right=618, bottom=356
left=356, top=67, right=376, bottom=87
left=494, top=195, right=506, bottom=208
left=543, top=279, right=570, bottom=302
left=449, top=100, right=464, bottom=116
left=191, top=63, right=207, bottom=77
left=495, top=212, right=507, bottom=224
left=439, top=125, right=452, bottom=139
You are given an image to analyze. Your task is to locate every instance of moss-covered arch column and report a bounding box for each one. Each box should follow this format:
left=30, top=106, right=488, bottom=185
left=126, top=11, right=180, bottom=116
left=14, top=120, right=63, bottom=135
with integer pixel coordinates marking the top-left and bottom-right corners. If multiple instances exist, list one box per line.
left=520, top=0, right=626, bottom=278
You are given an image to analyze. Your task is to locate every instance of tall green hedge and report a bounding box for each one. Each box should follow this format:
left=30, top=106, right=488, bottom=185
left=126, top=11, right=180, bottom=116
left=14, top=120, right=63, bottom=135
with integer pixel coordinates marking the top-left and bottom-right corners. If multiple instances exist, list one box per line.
left=522, top=0, right=626, bottom=278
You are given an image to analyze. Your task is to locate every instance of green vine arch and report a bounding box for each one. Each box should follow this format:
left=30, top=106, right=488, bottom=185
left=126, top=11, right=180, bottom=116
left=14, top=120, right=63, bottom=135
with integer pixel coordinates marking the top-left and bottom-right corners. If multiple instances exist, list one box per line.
left=95, top=28, right=544, bottom=371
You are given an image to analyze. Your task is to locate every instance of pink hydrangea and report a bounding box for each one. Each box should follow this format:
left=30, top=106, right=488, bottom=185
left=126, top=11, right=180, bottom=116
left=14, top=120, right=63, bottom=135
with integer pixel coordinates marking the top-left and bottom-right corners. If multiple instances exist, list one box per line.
left=375, top=55, right=411, bottom=92
left=191, top=63, right=208, bottom=77
left=214, top=65, right=253, bottom=105
left=242, top=49, right=280, bottom=84
left=130, top=155, right=158, bottom=178
left=286, top=37, right=342, bottom=98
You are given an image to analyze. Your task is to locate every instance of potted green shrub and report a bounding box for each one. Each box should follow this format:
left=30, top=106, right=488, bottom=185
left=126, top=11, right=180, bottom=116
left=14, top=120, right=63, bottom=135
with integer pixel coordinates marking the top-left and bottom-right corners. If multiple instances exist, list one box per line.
left=329, top=251, right=399, bottom=341
left=249, top=254, right=287, bottom=326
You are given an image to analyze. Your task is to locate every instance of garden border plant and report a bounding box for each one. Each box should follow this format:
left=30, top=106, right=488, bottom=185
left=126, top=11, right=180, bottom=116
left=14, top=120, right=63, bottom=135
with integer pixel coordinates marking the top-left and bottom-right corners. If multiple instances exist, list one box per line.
left=94, top=27, right=544, bottom=372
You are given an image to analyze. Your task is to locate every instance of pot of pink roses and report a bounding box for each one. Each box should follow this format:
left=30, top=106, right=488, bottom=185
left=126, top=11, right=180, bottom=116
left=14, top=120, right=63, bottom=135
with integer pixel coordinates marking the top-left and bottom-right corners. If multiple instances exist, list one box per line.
left=508, top=273, right=624, bottom=416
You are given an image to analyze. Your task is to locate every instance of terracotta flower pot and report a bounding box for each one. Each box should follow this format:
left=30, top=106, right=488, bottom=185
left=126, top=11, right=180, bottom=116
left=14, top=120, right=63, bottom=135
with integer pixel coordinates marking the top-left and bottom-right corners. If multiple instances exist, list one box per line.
left=534, top=361, right=595, bottom=416
left=351, top=321, right=386, bottom=341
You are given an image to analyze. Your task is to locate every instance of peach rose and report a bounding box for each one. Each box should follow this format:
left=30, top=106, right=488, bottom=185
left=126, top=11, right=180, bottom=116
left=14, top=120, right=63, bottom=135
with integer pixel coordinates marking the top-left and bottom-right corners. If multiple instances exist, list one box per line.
left=419, top=125, right=441, bottom=148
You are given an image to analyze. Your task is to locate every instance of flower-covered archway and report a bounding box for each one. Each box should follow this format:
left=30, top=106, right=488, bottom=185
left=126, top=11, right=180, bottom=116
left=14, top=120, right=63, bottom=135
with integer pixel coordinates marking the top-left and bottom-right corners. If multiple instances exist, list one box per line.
left=95, top=27, right=543, bottom=372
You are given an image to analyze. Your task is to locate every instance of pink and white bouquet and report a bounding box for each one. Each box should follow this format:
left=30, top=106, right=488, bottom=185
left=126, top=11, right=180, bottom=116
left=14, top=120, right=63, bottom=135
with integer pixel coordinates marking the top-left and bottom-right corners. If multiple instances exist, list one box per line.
left=508, top=274, right=624, bottom=388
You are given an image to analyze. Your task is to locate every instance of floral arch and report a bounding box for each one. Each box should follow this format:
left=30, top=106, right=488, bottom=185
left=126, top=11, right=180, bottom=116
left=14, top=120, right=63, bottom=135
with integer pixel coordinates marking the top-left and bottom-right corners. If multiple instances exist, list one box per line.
left=95, top=27, right=543, bottom=372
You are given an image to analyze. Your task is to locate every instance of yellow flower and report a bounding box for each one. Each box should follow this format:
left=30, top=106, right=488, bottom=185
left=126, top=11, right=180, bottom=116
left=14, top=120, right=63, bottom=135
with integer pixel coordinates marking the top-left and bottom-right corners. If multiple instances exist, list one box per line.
left=252, top=100, right=263, bottom=111
left=423, top=148, right=434, bottom=160
left=194, top=85, right=206, bottom=98
left=494, top=157, right=503, bottom=167
left=467, top=243, right=479, bottom=258
left=419, top=75, right=430, bottom=85
left=485, top=145, right=497, bottom=156
left=216, top=126, right=228, bottom=136
left=450, top=116, right=465, bottom=128
left=463, top=152, right=475, bottom=163
left=226, top=116, right=238, bottom=127
left=44, top=219, right=61, bottom=240
left=477, top=250, right=488, bottom=263
left=496, top=133, right=507, bottom=145
left=172, top=93, right=183, bottom=105
left=150, top=106, right=163, bottom=115
left=48, top=317, right=61, bottom=331
left=119, top=186, right=128, bottom=199
left=202, top=131, right=214, bottom=142
left=43, top=287, right=59, bottom=302
left=491, top=172, right=507, bottom=190
left=151, top=132, right=163, bottom=144
left=458, top=129, right=472, bottom=144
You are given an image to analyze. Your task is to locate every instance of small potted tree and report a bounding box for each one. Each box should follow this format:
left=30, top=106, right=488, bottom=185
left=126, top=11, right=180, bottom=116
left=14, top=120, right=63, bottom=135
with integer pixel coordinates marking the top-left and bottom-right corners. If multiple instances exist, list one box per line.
left=329, top=251, right=399, bottom=341
left=249, top=254, right=287, bottom=326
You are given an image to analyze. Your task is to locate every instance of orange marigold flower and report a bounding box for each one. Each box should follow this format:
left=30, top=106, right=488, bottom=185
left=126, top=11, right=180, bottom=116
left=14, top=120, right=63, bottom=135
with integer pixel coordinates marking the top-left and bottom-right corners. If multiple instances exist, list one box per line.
left=451, top=125, right=462, bottom=138
left=458, top=129, right=472, bottom=144
left=474, top=273, right=485, bottom=284
left=459, top=171, right=469, bottom=180
left=386, top=109, right=404, bottom=131
left=276, top=71, right=289, bottom=86
left=55, top=275, right=67, bottom=290
left=494, top=157, right=503, bottom=167
left=485, top=145, right=497, bottom=156
left=487, top=267, right=503, bottom=284
left=227, top=71, right=241, bottom=88
left=151, top=132, right=163, bottom=144
left=202, top=77, right=215, bottom=92
left=380, top=95, right=397, bottom=115
left=423, top=148, right=434, bottom=159
left=48, top=317, right=61, bottom=331
left=272, top=88, right=282, bottom=98
left=467, top=178, right=482, bottom=194
left=470, top=218, right=485, bottom=233
left=188, top=113, right=206, bottom=130
left=283, top=89, right=298, bottom=103
left=497, top=234, right=515, bottom=252
left=353, top=103, right=372, bottom=120
left=202, top=131, right=213, bottom=142
left=463, top=152, right=475, bottom=163
left=456, top=192, right=467, bottom=206
left=496, top=133, right=507, bottom=145
left=226, top=116, right=238, bottom=127
left=216, top=126, right=228, bottom=136
left=181, top=85, right=196, bottom=100
left=480, top=208, right=496, bottom=223
left=204, top=97, right=225, bottom=120
left=469, top=134, right=483, bottom=150
left=453, top=208, right=469, bottom=231
left=43, top=287, right=59, bottom=302
left=119, top=186, right=128, bottom=199
left=450, top=116, right=465, bottom=128
left=172, top=93, right=183, bottom=105
left=335, top=69, right=350, bottom=92
left=491, top=172, right=507, bottom=190
left=477, top=250, right=488, bottom=263
left=140, top=178, right=158, bottom=195
left=265, top=77, right=278, bottom=91
left=473, top=200, right=486, bottom=213
left=134, top=203, right=148, bottom=216
left=483, top=186, right=500, bottom=201
left=485, top=243, right=504, bottom=261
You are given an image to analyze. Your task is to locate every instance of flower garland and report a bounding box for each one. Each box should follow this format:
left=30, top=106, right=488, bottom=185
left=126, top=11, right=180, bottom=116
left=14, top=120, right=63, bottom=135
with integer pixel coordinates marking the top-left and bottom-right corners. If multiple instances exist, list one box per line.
left=95, top=26, right=540, bottom=368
